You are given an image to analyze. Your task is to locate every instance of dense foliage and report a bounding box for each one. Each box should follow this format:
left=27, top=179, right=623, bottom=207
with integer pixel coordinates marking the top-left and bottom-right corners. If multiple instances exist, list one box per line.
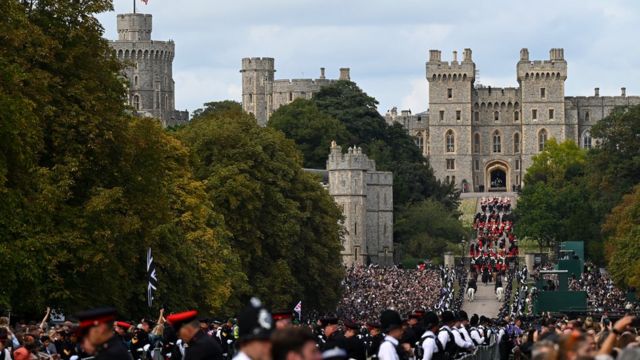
left=0, top=0, right=244, bottom=318
left=514, top=140, right=599, bottom=251
left=176, top=103, right=345, bottom=312
left=516, top=105, right=640, bottom=276
left=602, top=185, right=640, bottom=291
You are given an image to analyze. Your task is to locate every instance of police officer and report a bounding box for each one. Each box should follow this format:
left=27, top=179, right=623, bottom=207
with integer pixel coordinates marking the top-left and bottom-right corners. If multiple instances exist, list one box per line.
left=318, top=318, right=345, bottom=352
left=343, top=320, right=366, bottom=360
left=378, top=310, right=406, bottom=360
left=167, top=310, right=224, bottom=360
left=233, top=298, right=273, bottom=360
left=419, top=312, right=441, bottom=360
left=76, top=308, right=132, bottom=360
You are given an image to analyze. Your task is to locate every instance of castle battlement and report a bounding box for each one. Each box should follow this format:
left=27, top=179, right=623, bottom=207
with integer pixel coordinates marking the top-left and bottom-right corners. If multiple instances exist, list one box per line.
left=109, top=12, right=187, bottom=128
left=326, top=142, right=376, bottom=171
left=241, top=58, right=351, bottom=125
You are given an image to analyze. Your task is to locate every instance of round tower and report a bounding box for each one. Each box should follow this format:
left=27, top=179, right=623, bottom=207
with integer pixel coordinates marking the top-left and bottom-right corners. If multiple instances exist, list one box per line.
left=240, top=58, right=275, bottom=126
left=110, top=13, right=185, bottom=127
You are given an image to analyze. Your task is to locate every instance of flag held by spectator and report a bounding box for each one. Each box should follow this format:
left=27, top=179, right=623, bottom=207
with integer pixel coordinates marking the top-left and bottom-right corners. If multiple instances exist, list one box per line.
left=293, top=301, right=302, bottom=320
left=147, top=248, right=158, bottom=307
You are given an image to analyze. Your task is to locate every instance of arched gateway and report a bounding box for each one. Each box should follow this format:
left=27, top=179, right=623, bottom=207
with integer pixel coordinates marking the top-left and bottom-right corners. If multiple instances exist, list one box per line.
left=485, top=161, right=510, bottom=192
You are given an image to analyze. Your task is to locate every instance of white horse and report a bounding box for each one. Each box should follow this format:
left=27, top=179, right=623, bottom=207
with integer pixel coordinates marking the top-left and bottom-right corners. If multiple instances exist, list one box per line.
left=496, top=287, right=504, bottom=302
left=467, top=287, right=475, bottom=302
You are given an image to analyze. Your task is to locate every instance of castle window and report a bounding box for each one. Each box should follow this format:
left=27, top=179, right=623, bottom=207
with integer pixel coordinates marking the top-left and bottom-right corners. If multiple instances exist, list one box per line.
left=516, top=159, right=521, bottom=171
left=446, top=159, right=455, bottom=170
left=249, top=94, right=253, bottom=103
left=492, top=130, right=501, bottom=153
left=155, top=93, right=160, bottom=109
left=474, top=111, right=479, bottom=122
left=446, top=176, right=450, bottom=183
left=494, top=111, right=500, bottom=121
left=549, top=109, right=554, bottom=120
left=289, top=92, right=293, bottom=101
left=445, top=130, right=455, bottom=153
left=439, top=110, right=445, bottom=121
left=538, top=129, right=548, bottom=152
left=532, top=109, right=538, bottom=120
left=473, top=133, right=480, bottom=153
left=582, top=131, right=592, bottom=149
left=540, top=88, right=546, bottom=99
left=514, top=111, right=520, bottom=121
left=134, top=75, right=138, bottom=87
left=452, top=175, right=456, bottom=184
left=448, top=88, right=453, bottom=99
left=514, top=132, right=521, bottom=154
left=165, top=94, right=169, bottom=110
left=474, top=160, right=479, bottom=171
left=456, top=110, right=461, bottom=120
left=133, top=94, right=140, bottom=110
left=585, top=111, right=590, bottom=122
left=415, top=135, right=424, bottom=150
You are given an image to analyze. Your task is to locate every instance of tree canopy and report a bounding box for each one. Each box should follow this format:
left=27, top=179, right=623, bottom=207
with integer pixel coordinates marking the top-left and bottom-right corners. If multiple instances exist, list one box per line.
left=0, top=0, right=242, bottom=319
left=175, top=103, right=345, bottom=312
left=602, top=185, right=640, bottom=291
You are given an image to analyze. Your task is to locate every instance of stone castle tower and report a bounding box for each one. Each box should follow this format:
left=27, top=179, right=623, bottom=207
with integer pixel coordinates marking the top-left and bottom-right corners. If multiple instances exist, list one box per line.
left=109, top=13, right=188, bottom=127
left=241, top=58, right=350, bottom=126
left=326, top=142, right=393, bottom=266
left=387, top=48, right=639, bottom=192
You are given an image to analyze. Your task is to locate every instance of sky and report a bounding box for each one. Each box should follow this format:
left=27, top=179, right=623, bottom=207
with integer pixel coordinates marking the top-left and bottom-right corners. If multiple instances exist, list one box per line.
left=96, top=0, right=640, bottom=115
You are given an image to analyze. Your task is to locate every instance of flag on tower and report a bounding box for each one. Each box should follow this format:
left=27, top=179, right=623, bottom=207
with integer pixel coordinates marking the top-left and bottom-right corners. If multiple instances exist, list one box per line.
left=141, top=0, right=149, bottom=4
left=147, top=248, right=158, bottom=308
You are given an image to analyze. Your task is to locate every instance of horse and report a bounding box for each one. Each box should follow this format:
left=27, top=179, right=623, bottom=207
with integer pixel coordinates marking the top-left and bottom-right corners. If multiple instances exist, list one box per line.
left=496, top=286, right=504, bottom=302
left=467, top=287, right=476, bottom=302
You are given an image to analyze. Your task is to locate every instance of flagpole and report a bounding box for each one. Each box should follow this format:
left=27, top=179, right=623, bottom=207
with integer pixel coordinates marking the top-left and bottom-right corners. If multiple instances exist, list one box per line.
left=133, top=0, right=136, bottom=14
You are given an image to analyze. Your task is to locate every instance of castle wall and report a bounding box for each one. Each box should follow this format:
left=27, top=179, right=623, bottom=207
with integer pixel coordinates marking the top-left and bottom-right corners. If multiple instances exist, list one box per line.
left=241, top=59, right=349, bottom=126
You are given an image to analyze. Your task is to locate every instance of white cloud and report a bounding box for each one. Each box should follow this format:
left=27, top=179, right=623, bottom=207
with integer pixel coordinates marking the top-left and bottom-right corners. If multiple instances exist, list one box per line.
left=98, top=0, right=640, bottom=114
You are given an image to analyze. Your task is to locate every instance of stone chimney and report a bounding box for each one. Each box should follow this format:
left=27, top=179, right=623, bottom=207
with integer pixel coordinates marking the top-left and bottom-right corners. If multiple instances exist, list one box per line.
left=595, top=87, right=600, bottom=97
left=520, top=48, right=529, bottom=61
left=320, top=67, right=326, bottom=79
left=429, top=50, right=442, bottom=62
left=453, top=50, right=458, bottom=62
left=621, top=87, right=626, bottom=97
left=339, top=68, right=350, bottom=81
left=550, top=48, right=564, bottom=61
left=463, top=48, right=472, bottom=62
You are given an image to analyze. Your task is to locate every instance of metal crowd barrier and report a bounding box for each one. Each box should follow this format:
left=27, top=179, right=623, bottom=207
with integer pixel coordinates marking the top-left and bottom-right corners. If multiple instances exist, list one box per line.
left=455, top=335, right=499, bottom=360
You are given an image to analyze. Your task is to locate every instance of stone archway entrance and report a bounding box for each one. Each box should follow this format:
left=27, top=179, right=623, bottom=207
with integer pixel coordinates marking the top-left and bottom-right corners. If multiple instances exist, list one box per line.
left=485, top=161, right=510, bottom=192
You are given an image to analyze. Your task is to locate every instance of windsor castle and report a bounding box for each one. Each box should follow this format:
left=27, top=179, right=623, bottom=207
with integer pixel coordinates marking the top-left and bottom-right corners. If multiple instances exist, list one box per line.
left=241, top=48, right=640, bottom=194
left=107, top=11, right=640, bottom=265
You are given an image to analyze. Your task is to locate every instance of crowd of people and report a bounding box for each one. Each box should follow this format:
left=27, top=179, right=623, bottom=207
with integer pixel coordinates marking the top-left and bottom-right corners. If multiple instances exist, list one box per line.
left=337, top=266, right=443, bottom=324
left=470, top=197, right=518, bottom=283
left=569, top=262, right=633, bottom=313
left=2, top=301, right=639, bottom=360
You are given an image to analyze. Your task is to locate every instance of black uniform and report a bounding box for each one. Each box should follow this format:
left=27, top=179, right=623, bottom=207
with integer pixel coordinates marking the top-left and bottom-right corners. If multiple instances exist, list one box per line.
left=320, top=332, right=346, bottom=352
left=95, top=335, right=133, bottom=360
left=344, top=335, right=366, bottom=360
left=184, top=330, right=224, bottom=360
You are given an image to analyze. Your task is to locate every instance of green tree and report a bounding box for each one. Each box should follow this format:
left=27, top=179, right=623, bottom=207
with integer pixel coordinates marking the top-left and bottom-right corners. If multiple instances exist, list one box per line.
left=515, top=139, right=599, bottom=252
left=268, top=99, right=349, bottom=168
left=587, top=105, right=640, bottom=217
left=176, top=106, right=344, bottom=311
left=395, top=199, right=466, bottom=263
left=602, top=185, right=640, bottom=291
left=0, top=0, right=242, bottom=318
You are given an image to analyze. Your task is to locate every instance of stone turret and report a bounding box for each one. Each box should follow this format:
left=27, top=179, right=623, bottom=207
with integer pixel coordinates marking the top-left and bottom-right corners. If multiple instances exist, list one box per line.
left=327, top=142, right=393, bottom=266
left=240, top=57, right=276, bottom=126
left=110, top=13, right=188, bottom=127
